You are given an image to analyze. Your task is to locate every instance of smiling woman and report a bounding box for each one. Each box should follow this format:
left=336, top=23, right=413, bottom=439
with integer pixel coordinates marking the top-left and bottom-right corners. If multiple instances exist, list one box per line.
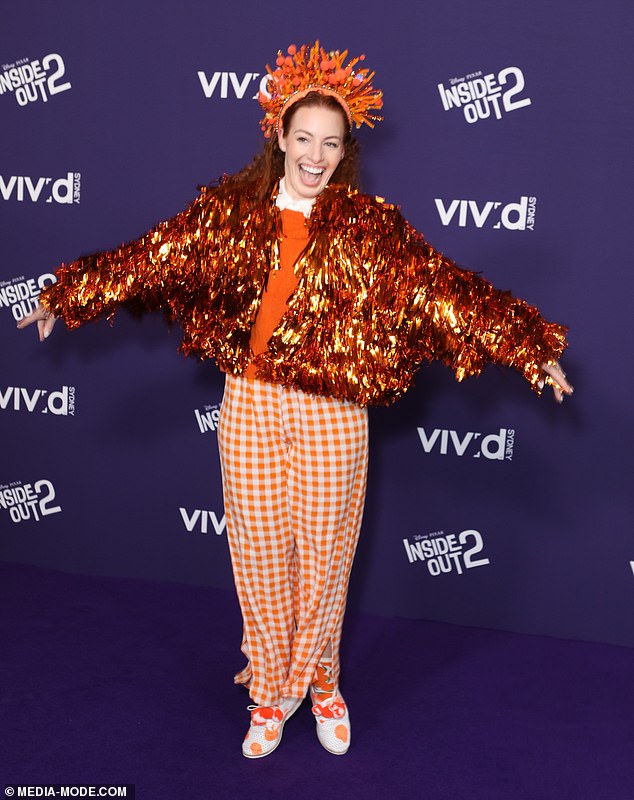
left=229, top=88, right=362, bottom=203
left=278, top=104, right=346, bottom=200
left=18, top=40, right=571, bottom=761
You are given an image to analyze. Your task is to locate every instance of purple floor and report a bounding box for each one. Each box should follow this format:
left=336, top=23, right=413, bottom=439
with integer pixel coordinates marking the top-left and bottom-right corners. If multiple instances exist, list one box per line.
left=1, top=561, right=632, bottom=799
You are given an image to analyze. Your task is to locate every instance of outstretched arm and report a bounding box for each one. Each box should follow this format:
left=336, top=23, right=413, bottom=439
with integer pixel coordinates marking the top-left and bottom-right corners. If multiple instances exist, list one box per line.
left=421, top=249, right=572, bottom=401
left=18, top=187, right=213, bottom=339
left=362, top=200, right=573, bottom=403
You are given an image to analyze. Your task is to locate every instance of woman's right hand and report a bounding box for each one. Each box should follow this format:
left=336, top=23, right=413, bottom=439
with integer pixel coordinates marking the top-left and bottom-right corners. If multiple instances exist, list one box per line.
left=17, top=303, right=57, bottom=342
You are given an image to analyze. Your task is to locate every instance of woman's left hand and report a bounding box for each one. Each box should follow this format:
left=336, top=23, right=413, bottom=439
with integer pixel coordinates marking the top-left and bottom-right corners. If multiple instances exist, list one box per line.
left=540, top=361, right=573, bottom=403
left=17, top=303, right=57, bottom=342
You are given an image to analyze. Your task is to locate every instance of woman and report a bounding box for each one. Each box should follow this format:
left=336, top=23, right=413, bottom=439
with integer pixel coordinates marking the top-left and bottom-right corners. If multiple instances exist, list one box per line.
left=18, top=42, right=572, bottom=758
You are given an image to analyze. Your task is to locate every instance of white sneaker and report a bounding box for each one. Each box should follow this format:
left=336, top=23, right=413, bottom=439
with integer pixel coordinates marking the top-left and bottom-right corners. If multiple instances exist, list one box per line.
left=310, top=686, right=351, bottom=755
left=242, top=696, right=302, bottom=758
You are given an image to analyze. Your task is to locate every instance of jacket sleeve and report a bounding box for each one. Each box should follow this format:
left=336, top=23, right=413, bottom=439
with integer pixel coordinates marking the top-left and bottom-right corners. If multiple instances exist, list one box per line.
left=39, top=188, right=212, bottom=328
left=359, top=197, right=568, bottom=393
left=408, top=227, right=568, bottom=392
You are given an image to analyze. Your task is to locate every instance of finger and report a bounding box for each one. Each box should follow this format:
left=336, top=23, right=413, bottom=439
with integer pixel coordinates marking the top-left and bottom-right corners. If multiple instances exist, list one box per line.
left=542, top=371, right=564, bottom=403
left=542, top=362, right=573, bottom=397
left=43, top=315, right=56, bottom=339
left=17, top=304, right=47, bottom=329
left=37, top=318, right=47, bottom=342
left=555, top=373, right=573, bottom=395
left=17, top=310, right=39, bottom=329
left=545, top=375, right=570, bottom=403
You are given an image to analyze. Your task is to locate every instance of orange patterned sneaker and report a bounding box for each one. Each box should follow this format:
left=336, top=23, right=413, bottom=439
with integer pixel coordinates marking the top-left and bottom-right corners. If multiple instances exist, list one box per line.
left=241, top=696, right=302, bottom=759
left=310, top=687, right=351, bottom=755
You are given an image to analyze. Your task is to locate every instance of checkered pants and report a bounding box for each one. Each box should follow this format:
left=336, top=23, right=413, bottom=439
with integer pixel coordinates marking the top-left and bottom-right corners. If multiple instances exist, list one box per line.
left=217, top=374, right=369, bottom=706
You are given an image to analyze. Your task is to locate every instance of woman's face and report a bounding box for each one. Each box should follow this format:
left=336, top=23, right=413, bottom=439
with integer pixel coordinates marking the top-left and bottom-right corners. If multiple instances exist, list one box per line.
left=278, top=104, right=346, bottom=201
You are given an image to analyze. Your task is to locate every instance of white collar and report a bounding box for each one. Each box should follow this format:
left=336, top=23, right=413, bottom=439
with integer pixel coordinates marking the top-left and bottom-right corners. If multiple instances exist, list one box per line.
left=275, top=177, right=316, bottom=218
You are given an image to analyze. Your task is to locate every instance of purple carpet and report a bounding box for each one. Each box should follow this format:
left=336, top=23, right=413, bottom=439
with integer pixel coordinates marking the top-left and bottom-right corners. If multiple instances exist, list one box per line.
left=1, top=561, right=632, bottom=799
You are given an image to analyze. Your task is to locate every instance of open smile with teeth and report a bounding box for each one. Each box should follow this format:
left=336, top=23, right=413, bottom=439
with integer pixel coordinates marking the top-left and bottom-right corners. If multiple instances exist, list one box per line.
left=299, top=165, right=326, bottom=184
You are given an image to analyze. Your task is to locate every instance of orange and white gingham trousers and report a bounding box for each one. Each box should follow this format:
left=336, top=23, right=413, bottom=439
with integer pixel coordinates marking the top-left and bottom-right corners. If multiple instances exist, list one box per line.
left=217, top=374, right=369, bottom=706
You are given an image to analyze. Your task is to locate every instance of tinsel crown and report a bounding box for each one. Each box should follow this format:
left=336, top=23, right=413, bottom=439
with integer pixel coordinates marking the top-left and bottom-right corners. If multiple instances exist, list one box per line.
left=258, top=41, right=383, bottom=138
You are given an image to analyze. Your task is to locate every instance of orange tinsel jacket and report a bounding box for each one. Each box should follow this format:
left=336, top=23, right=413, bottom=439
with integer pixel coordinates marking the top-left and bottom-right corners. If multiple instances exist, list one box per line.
left=40, top=178, right=567, bottom=407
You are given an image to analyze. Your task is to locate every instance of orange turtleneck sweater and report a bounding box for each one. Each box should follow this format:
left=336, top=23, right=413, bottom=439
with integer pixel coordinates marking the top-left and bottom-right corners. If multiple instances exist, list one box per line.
left=244, top=208, right=309, bottom=379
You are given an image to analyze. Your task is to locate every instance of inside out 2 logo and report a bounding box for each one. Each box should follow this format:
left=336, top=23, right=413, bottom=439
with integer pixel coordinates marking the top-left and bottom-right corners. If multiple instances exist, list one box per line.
left=0, top=480, right=62, bottom=524
left=0, top=273, right=56, bottom=321
left=0, top=54, right=71, bottom=107
left=403, top=529, right=490, bottom=576
left=194, top=403, right=220, bottom=434
left=437, top=66, right=531, bottom=124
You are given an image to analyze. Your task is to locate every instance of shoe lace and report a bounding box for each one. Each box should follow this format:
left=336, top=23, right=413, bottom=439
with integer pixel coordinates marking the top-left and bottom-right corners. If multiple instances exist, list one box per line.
left=247, top=704, right=284, bottom=726
left=311, top=690, right=346, bottom=719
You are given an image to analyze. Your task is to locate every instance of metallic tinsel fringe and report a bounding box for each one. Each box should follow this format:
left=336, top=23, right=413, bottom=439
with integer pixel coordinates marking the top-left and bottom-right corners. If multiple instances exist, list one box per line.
left=40, top=179, right=567, bottom=406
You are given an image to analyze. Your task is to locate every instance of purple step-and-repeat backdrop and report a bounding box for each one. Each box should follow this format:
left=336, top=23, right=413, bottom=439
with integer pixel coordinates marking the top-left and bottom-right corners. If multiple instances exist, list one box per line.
left=2, top=1, right=632, bottom=647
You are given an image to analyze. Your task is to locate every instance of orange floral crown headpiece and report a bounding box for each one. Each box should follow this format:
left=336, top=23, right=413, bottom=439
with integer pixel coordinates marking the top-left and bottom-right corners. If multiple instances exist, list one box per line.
left=258, top=41, right=383, bottom=139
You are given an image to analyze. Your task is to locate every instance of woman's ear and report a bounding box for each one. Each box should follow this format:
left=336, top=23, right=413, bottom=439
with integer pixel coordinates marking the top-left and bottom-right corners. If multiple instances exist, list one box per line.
left=277, top=129, right=286, bottom=153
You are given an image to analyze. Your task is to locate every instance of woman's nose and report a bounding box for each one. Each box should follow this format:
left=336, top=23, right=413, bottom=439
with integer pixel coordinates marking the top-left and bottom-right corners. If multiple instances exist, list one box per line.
left=309, top=142, right=324, bottom=163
